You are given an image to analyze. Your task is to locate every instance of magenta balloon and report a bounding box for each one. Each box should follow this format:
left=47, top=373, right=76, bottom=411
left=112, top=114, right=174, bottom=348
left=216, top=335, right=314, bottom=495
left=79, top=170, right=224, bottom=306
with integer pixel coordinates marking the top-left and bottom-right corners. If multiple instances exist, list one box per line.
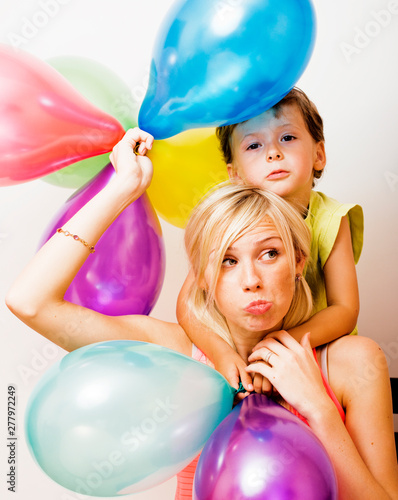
left=40, top=164, right=165, bottom=317
left=194, top=393, right=337, bottom=500
left=0, top=44, right=124, bottom=186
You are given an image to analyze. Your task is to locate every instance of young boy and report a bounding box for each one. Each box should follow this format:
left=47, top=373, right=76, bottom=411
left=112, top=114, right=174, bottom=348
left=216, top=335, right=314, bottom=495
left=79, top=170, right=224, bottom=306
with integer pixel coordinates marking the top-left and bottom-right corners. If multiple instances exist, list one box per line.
left=177, top=88, right=363, bottom=393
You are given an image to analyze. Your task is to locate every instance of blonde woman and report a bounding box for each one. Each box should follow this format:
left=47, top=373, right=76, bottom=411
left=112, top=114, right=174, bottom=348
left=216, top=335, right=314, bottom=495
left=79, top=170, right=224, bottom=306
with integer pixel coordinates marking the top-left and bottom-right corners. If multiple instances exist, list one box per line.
left=6, top=129, right=398, bottom=500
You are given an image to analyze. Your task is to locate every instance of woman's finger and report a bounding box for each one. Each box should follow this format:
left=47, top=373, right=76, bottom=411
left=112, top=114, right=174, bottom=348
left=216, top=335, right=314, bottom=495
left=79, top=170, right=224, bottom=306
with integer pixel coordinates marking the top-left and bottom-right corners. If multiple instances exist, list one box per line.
left=300, top=332, right=312, bottom=352
left=245, top=361, right=271, bottom=380
left=127, top=128, right=154, bottom=152
left=255, top=330, right=307, bottom=357
left=248, top=345, right=281, bottom=365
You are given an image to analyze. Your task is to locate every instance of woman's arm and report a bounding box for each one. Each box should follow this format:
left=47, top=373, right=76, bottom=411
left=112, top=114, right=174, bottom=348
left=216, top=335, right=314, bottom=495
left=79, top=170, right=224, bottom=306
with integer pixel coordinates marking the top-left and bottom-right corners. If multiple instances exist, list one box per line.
left=176, top=270, right=254, bottom=391
left=282, top=216, right=360, bottom=346
left=325, top=335, right=398, bottom=499
left=6, top=129, right=191, bottom=356
left=246, top=332, right=398, bottom=499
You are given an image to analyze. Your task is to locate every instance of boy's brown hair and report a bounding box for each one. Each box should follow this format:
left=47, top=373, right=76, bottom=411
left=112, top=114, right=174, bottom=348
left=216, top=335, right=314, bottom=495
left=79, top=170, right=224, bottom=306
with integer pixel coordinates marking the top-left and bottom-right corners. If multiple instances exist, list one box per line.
left=216, top=87, right=325, bottom=180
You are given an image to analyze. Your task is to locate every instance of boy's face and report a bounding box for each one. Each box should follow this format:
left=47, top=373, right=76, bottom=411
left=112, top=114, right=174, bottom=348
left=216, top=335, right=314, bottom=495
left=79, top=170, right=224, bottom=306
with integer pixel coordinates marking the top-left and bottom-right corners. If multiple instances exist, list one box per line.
left=227, top=104, right=326, bottom=205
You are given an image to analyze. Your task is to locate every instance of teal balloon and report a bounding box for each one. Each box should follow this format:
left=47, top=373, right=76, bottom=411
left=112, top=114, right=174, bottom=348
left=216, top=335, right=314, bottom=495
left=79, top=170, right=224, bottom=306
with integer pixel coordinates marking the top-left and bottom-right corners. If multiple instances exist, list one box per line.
left=43, top=56, right=138, bottom=189
left=139, top=0, right=316, bottom=139
left=25, top=341, right=234, bottom=497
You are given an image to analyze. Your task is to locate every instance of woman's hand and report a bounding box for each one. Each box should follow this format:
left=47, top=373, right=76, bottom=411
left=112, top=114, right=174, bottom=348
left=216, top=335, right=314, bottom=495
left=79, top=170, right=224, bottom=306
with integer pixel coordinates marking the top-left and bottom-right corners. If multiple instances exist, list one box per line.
left=109, top=128, right=154, bottom=199
left=246, top=331, right=332, bottom=419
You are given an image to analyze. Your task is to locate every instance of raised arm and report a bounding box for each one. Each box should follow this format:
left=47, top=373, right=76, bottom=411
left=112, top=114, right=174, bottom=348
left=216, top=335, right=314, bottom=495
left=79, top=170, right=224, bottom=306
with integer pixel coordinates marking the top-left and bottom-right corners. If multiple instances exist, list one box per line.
left=177, top=270, right=253, bottom=391
left=6, top=129, right=191, bottom=356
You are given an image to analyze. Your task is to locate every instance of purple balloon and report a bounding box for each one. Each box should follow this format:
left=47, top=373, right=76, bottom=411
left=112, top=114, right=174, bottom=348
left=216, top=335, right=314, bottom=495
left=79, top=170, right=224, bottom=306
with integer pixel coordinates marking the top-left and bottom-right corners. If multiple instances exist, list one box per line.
left=194, top=393, right=337, bottom=500
left=40, top=164, right=165, bottom=316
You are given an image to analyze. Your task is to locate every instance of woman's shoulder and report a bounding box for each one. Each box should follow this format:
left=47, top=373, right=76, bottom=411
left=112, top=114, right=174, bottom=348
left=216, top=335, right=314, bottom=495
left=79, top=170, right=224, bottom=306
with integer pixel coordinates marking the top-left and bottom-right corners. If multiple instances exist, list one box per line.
left=329, top=334, right=383, bottom=356
left=327, top=335, right=389, bottom=404
left=328, top=334, right=387, bottom=375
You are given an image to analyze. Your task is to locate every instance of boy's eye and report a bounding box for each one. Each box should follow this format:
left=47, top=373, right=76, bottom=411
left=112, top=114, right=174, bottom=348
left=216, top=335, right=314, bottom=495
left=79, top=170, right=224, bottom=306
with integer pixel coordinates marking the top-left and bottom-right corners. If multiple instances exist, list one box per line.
left=281, top=135, right=295, bottom=142
left=222, top=257, right=237, bottom=267
left=246, top=143, right=261, bottom=150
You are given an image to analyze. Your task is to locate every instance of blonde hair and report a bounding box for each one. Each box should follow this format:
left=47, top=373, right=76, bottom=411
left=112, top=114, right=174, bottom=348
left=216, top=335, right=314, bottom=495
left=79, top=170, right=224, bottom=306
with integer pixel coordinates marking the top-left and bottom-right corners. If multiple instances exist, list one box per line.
left=184, top=183, right=313, bottom=349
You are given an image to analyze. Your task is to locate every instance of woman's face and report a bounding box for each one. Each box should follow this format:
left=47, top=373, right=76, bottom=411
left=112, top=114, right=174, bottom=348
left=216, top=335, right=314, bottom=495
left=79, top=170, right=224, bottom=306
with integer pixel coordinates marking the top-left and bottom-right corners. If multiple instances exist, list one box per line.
left=208, top=220, right=302, bottom=341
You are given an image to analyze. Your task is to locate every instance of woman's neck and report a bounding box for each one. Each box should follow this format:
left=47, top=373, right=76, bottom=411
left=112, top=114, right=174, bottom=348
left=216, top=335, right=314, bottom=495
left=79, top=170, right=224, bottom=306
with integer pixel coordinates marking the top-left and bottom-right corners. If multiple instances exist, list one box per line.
left=232, top=331, right=267, bottom=362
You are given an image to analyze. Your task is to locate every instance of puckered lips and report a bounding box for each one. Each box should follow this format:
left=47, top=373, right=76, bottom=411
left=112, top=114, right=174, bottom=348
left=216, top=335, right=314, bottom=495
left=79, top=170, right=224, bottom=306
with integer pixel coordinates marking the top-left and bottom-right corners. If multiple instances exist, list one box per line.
left=244, top=300, right=272, bottom=315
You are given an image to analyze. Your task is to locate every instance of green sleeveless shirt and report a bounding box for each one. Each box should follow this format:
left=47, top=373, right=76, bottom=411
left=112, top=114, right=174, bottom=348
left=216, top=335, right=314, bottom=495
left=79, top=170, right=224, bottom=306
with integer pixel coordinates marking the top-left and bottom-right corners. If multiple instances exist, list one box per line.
left=304, top=191, right=364, bottom=335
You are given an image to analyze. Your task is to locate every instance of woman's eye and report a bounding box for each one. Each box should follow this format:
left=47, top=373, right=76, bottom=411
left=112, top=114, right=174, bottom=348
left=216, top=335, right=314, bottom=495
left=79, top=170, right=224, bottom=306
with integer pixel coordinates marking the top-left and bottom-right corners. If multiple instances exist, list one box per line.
left=281, top=135, right=295, bottom=142
left=261, top=250, right=279, bottom=261
left=222, top=257, right=237, bottom=267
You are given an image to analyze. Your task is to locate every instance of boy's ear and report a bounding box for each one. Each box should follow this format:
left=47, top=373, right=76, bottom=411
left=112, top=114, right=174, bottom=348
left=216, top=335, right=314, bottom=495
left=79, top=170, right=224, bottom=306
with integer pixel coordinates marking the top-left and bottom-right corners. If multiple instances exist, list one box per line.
left=314, top=141, right=326, bottom=172
left=227, top=163, right=243, bottom=183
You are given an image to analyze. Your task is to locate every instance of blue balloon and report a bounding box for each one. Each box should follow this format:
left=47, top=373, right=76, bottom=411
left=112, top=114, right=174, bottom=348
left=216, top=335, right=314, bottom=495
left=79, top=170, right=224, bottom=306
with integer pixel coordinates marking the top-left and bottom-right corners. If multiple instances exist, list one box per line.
left=139, top=0, right=316, bottom=139
left=25, top=341, right=234, bottom=497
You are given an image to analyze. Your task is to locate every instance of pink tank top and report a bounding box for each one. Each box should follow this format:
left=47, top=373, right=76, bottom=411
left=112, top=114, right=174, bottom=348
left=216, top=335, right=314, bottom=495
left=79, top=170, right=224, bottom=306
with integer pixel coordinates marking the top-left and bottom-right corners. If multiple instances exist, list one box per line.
left=175, top=345, right=344, bottom=500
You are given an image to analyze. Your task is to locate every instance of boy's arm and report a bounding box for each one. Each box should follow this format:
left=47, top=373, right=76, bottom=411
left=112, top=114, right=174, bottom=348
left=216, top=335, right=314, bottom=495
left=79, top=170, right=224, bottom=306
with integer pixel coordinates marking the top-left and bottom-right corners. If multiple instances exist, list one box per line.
left=176, top=270, right=253, bottom=391
left=287, top=215, right=359, bottom=346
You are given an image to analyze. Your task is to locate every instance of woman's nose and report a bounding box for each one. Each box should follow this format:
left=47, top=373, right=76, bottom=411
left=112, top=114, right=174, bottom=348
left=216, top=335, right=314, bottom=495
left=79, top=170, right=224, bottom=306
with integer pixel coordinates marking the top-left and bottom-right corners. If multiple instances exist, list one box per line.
left=266, top=143, right=283, bottom=162
left=241, top=264, right=263, bottom=291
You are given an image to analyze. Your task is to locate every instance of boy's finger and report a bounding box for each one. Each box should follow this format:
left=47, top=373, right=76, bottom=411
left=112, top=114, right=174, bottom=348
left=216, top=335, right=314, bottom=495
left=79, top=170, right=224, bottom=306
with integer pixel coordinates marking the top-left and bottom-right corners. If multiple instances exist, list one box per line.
left=226, top=372, right=240, bottom=390
left=238, top=369, right=254, bottom=392
left=253, top=373, right=263, bottom=393
left=262, top=376, right=273, bottom=395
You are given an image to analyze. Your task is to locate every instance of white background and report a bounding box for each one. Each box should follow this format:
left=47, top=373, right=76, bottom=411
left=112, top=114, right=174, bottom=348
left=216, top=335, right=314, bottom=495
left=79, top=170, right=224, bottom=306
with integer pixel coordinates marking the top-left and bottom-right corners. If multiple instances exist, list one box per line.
left=1, top=0, right=397, bottom=499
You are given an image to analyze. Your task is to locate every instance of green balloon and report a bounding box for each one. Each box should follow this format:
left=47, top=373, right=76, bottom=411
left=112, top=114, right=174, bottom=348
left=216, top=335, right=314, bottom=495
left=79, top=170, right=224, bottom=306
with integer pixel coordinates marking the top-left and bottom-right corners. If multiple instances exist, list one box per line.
left=42, top=154, right=110, bottom=189
left=42, top=56, right=138, bottom=189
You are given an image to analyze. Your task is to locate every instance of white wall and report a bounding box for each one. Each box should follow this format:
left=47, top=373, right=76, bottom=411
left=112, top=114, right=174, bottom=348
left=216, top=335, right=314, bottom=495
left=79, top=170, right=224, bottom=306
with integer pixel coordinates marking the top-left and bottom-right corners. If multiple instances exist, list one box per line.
left=1, top=1, right=397, bottom=499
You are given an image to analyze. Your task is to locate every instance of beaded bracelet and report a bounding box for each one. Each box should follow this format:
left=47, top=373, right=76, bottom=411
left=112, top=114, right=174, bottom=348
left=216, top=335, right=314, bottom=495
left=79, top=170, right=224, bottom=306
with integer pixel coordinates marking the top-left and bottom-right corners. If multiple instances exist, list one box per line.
left=56, top=228, right=95, bottom=253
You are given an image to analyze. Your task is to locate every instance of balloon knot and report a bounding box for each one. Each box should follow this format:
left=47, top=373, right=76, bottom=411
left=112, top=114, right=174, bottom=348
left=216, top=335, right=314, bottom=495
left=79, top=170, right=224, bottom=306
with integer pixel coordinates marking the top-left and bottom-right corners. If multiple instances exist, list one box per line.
left=234, top=382, right=246, bottom=394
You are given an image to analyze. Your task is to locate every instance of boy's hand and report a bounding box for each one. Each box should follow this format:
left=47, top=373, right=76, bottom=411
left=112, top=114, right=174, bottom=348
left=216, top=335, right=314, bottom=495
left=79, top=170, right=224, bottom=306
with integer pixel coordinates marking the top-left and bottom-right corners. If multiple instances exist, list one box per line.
left=252, top=372, right=274, bottom=395
left=214, top=349, right=254, bottom=393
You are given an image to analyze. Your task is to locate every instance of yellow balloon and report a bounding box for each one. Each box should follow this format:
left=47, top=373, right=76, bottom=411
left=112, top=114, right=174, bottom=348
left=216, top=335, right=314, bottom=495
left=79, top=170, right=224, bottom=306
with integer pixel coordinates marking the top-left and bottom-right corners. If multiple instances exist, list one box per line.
left=147, top=128, right=229, bottom=228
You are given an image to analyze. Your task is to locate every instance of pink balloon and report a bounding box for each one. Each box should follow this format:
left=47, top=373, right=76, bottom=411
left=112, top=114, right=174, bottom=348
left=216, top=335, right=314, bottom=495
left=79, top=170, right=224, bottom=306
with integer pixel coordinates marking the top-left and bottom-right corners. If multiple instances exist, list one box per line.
left=0, top=44, right=125, bottom=186
left=40, top=164, right=165, bottom=317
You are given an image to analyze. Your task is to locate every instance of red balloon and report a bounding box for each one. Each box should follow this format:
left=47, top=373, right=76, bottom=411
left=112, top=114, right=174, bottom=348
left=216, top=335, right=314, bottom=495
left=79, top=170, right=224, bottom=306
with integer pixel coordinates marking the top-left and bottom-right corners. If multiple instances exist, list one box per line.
left=0, top=44, right=125, bottom=186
